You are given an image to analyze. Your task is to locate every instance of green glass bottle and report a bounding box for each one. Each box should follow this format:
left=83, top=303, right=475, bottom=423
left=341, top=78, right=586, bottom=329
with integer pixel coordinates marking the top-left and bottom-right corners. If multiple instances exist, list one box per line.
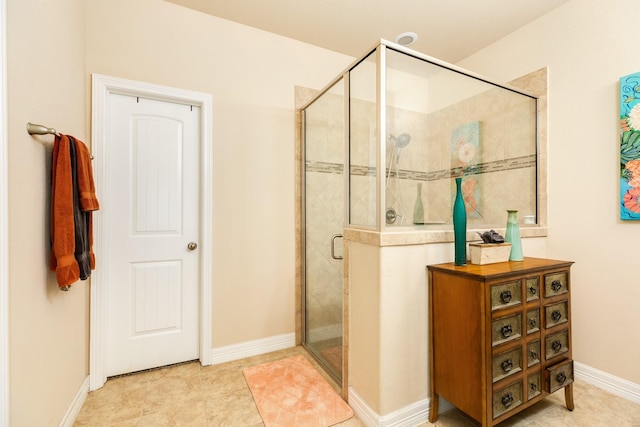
left=453, top=177, right=467, bottom=265
left=505, top=210, right=524, bottom=261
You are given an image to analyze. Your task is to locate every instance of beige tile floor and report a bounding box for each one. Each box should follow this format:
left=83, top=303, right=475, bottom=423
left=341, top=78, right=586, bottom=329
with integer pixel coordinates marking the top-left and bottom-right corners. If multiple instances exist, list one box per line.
left=74, top=346, right=640, bottom=426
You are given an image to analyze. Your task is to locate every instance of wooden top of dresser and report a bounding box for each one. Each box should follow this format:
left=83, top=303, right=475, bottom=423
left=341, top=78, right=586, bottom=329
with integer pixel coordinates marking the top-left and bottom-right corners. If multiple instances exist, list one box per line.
left=427, top=257, right=574, bottom=280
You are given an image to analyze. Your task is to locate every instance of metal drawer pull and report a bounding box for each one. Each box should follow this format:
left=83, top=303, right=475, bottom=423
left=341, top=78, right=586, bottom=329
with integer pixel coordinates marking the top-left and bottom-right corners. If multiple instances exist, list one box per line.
left=330, top=234, right=344, bottom=260
left=501, top=392, right=514, bottom=408
left=551, top=340, right=562, bottom=352
left=551, top=310, right=562, bottom=322
left=551, top=280, right=562, bottom=291
left=529, top=286, right=537, bottom=295
left=501, top=325, right=513, bottom=338
left=529, top=317, right=537, bottom=328
left=556, top=372, right=567, bottom=384
left=530, top=350, right=538, bottom=359
left=530, top=382, right=538, bottom=391
left=500, top=290, right=512, bottom=304
left=501, top=359, right=513, bottom=373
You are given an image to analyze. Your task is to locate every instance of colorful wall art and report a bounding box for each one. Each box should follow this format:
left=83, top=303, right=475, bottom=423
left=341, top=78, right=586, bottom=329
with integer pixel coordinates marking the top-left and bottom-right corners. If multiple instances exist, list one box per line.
left=620, top=72, right=640, bottom=219
left=451, top=121, right=481, bottom=217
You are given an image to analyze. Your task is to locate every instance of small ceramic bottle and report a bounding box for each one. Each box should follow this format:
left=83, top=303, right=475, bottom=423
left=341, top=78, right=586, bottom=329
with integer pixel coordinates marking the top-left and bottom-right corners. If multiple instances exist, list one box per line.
left=413, top=183, right=424, bottom=224
left=505, top=210, right=524, bottom=261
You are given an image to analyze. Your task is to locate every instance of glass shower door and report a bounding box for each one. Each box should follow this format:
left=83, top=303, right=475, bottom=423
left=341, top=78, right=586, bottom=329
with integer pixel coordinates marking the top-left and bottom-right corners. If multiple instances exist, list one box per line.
left=303, top=78, right=345, bottom=383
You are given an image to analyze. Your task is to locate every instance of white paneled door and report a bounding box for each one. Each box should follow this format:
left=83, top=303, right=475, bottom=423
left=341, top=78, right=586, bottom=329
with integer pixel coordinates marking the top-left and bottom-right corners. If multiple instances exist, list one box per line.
left=106, top=94, right=200, bottom=376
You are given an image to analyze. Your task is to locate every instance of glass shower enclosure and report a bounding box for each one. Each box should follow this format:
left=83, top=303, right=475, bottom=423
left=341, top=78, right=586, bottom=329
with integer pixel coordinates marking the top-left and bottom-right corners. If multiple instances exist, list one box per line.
left=301, top=41, right=538, bottom=385
left=302, top=78, right=345, bottom=382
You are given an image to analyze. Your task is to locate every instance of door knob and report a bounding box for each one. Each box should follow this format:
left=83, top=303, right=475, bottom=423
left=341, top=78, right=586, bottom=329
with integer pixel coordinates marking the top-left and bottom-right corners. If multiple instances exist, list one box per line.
left=187, top=242, right=198, bottom=251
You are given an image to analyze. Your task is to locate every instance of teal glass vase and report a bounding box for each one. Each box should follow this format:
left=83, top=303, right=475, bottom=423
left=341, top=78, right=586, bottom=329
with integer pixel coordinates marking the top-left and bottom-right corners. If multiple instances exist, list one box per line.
left=453, top=177, right=467, bottom=265
left=505, top=210, right=524, bottom=261
left=413, top=183, right=424, bottom=224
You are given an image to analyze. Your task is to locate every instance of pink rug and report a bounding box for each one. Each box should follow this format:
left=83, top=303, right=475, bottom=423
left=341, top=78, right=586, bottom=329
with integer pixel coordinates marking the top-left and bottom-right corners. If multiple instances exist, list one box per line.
left=242, top=355, right=354, bottom=426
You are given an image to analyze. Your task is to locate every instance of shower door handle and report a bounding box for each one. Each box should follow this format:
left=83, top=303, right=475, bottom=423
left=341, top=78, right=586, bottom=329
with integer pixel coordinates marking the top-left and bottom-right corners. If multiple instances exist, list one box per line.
left=331, top=234, right=344, bottom=260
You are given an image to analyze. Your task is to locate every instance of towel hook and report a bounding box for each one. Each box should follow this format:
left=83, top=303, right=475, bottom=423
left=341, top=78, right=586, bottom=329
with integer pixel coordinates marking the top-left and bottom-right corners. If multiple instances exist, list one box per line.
left=27, top=122, right=60, bottom=136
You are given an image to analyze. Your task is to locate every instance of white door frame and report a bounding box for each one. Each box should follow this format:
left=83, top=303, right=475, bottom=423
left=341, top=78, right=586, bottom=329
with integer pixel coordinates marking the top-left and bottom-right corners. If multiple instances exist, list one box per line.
left=0, top=0, right=9, bottom=423
left=90, top=74, right=213, bottom=391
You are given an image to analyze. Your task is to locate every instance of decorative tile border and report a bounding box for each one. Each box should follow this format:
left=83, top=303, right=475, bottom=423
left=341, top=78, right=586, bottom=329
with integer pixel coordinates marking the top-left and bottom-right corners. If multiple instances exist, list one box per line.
left=305, top=154, right=536, bottom=181
left=305, top=160, right=344, bottom=174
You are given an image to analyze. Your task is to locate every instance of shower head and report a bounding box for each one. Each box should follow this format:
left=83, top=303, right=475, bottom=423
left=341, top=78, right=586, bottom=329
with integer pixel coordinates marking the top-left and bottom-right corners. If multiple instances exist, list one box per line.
left=396, top=133, right=411, bottom=148
left=388, top=133, right=411, bottom=148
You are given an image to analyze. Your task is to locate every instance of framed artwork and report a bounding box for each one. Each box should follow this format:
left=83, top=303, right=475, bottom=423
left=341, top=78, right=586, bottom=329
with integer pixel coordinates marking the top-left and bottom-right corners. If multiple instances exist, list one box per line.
left=451, top=121, right=481, bottom=217
left=620, top=72, right=640, bottom=219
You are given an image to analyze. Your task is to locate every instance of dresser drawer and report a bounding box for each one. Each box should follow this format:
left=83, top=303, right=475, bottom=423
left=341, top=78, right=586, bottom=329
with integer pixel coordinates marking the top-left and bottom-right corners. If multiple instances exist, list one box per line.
left=493, top=381, right=523, bottom=419
left=525, top=277, right=540, bottom=301
left=545, top=301, right=569, bottom=328
left=545, top=329, right=569, bottom=360
left=493, top=347, right=522, bottom=383
left=528, top=372, right=542, bottom=400
left=492, top=313, right=522, bottom=346
left=491, top=280, right=522, bottom=311
left=546, top=359, right=574, bottom=393
left=544, top=272, right=569, bottom=297
left=527, top=309, right=540, bottom=334
left=527, top=340, right=541, bottom=367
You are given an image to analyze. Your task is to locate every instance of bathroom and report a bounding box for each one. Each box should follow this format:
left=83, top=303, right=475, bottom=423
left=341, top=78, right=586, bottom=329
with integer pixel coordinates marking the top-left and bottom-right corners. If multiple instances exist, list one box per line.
left=4, top=1, right=640, bottom=426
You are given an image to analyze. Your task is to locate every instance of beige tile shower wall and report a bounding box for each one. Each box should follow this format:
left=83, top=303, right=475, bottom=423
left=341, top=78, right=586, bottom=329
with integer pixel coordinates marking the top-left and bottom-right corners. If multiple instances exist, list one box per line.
left=304, top=89, right=345, bottom=342
left=304, top=171, right=344, bottom=341
left=349, top=97, right=377, bottom=227
left=423, top=86, right=537, bottom=226
left=350, top=69, right=542, bottom=231
left=305, top=91, right=344, bottom=166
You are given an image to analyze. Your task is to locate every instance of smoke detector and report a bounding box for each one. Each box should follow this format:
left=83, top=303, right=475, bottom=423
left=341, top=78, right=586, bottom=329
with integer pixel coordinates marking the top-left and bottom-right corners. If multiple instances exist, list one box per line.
left=394, top=32, right=418, bottom=46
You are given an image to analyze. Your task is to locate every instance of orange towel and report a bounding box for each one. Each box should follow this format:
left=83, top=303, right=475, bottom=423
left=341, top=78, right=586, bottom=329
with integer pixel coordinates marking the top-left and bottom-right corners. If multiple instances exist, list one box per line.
left=75, top=138, right=99, bottom=212
left=49, top=135, right=100, bottom=288
left=49, top=134, right=80, bottom=287
left=73, top=137, right=99, bottom=270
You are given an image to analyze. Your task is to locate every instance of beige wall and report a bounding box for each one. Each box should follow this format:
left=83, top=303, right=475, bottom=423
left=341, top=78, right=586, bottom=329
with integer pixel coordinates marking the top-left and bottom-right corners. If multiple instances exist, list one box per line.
left=458, top=0, right=640, bottom=385
left=83, top=0, right=353, bottom=390
left=83, top=0, right=351, bottom=348
left=7, top=0, right=351, bottom=425
left=7, top=0, right=88, bottom=425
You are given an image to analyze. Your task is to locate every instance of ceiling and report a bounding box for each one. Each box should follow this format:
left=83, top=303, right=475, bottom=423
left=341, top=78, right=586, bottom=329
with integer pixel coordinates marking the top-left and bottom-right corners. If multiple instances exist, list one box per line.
left=165, top=0, right=569, bottom=63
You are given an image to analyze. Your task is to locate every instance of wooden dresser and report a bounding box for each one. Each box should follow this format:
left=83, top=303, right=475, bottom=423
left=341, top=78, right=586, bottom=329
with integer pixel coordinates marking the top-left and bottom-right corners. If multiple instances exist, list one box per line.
left=427, top=258, right=575, bottom=426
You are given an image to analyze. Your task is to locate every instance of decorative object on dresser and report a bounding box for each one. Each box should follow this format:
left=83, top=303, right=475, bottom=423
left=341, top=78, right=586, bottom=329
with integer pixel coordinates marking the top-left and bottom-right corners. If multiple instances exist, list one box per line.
left=427, top=258, right=574, bottom=426
left=469, top=243, right=511, bottom=265
left=504, top=210, right=524, bottom=261
left=452, top=177, right=467, bottom=266
left=470, top=230, right=511, bottom=265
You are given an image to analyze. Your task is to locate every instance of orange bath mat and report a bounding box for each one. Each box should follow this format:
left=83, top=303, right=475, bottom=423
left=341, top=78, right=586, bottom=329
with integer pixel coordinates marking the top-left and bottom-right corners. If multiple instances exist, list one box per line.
left=242, top=355, right=354, bottom=426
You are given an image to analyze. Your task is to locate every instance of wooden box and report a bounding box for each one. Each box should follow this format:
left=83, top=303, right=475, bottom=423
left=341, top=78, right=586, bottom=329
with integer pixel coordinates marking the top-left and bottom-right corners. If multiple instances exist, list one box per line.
left=469, top=243, right=511, bottom=265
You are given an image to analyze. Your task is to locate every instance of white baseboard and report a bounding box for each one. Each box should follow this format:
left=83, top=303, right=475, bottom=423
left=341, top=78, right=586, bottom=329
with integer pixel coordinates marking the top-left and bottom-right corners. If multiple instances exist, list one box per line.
left=348, top=387, right=452, bottom=427
left=575, top=361, right=640, bottom=403
left=348, top=362, right=640, bottom=427
left=59, top=376, right=89, bottom=427
left=210, top=333, right=296, bottom=365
